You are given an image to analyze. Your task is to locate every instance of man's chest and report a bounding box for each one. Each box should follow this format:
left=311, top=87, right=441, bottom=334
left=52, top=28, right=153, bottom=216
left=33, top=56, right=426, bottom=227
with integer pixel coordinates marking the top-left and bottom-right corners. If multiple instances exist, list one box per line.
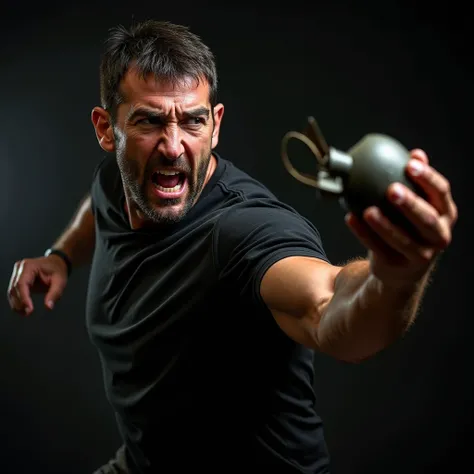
left=86, top=226, right=218, bottom=331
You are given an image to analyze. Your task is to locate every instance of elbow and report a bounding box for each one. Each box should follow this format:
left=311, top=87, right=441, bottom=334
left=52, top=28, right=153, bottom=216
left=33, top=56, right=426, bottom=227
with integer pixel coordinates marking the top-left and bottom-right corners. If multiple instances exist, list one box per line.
left=316, top=339, right=383, bottom=364
left=314, top=324, right=403, bottom=364
left=297, top=319, right=400, bottom=364
left=315, top=337, right=369, bottom=364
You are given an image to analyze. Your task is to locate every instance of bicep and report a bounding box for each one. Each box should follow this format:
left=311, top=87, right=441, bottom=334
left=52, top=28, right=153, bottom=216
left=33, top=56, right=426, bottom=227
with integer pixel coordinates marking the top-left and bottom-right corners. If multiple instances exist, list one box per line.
left=260, top=256, right=342, bottom=348
left=213, top=203, right=336, bottom=347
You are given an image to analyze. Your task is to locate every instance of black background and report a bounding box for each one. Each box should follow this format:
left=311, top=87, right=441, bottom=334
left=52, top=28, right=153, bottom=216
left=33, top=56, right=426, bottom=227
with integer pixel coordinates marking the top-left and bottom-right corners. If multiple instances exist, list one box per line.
left=1, top=1, right=472, bottom=473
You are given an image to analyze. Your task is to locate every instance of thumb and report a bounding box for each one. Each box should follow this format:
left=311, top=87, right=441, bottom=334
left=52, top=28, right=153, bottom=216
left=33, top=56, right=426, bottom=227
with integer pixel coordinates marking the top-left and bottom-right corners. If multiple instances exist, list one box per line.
left=44, top=273, right=67, bottom=310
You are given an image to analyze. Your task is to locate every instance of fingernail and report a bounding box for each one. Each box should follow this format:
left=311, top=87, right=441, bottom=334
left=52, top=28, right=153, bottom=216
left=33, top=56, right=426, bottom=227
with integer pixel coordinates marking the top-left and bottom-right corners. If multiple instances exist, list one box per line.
left=391, top=184, right=405, bottom=204
left=47, top=300, right=54, bottom=309
left=408, top=160, right=424, bottom=176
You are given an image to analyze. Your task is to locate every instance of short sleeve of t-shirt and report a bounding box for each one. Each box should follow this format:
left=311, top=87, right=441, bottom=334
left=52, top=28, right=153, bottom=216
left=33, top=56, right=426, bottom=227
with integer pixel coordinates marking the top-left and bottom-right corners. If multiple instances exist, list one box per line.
left=212, top=200, right=330, bottom=311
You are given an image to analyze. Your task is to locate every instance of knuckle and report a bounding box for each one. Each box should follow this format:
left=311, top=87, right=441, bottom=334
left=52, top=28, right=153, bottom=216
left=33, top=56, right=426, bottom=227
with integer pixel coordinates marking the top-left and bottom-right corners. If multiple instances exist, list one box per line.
left=10, top=299, right=20, bottom=310
left=423, top=211, right=439, bottom=229
left=437, top=176, right=451, bottom=195
left=418, top=252, right=432, bottom=265
left=391, top=227, right=411, bottom=247
left=397, top=232, right=411, bottom=248
left=436, top=239, right=448, bottom=252
left=439, top=230, right=452, bottom=248
left=451, top=204, right=458, bottom=224
left=415, top=246, right=434, bottom=263
left=13, top=294, right=22, bottom=305
left=402, top=192, right=414, bottom=209
left=407, top=197, right=424, bottom=220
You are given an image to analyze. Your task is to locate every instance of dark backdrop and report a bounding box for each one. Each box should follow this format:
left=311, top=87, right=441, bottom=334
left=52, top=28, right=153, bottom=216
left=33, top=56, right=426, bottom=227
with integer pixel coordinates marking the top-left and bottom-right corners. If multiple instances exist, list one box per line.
left=1, top=2, right=472, bottom=473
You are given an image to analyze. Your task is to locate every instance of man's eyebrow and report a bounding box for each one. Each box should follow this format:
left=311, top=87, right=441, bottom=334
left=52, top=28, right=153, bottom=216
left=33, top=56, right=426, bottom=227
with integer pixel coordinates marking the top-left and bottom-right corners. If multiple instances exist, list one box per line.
left=182, top=107, right=210, bottom=119
left=126, top=107, right=166, bottom=122
left=126, top=106, right=210, bottom=122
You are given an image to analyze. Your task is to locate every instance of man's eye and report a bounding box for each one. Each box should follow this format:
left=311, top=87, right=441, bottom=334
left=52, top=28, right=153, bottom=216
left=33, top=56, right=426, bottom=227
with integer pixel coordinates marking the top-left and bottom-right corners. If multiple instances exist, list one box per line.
left=137, top=118, right=162, bottom=125
left=185, top=117, right=204, bottom=125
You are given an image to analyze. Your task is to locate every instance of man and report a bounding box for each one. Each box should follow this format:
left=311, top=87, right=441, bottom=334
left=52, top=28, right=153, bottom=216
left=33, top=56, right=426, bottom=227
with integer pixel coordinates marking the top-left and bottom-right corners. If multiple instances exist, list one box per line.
left=7, top=20, right=457, bottom=474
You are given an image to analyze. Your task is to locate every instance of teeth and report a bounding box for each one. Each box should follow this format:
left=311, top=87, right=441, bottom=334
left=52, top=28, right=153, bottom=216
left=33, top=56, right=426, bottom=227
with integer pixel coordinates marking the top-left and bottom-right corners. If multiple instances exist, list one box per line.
left=155, top=183, right=183, bottom=193
left=157, top=170, right=180, bottom=176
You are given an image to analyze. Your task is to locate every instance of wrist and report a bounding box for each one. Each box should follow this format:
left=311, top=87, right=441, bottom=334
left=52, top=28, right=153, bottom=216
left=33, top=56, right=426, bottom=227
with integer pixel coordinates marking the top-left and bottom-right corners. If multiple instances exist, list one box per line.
left=375, top=267, right=431, bottom=296
left=44, top=248, right=73, bottom=277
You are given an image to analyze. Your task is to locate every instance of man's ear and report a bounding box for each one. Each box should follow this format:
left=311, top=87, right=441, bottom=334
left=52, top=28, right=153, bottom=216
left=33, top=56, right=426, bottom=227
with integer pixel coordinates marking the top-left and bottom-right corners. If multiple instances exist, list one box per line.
left=210, top=103, right=224, bottom=150
left=91, top=107, right=116, bottom=152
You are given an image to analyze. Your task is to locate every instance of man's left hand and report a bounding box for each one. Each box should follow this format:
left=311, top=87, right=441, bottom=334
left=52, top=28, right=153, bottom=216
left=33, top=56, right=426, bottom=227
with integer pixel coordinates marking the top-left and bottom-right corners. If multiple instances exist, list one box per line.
left=345, top=149, right=458, bottom=286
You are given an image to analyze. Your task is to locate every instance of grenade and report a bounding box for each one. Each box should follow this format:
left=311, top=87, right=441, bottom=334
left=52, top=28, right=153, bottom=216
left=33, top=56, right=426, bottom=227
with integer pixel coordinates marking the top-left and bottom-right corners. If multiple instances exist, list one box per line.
left=281, top=117, right=425, bottom=235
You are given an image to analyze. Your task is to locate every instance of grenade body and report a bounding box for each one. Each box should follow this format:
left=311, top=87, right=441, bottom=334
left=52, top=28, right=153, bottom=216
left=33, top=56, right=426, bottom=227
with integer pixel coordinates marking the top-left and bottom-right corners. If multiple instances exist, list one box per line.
left=329, top=134, right=425, bottom=236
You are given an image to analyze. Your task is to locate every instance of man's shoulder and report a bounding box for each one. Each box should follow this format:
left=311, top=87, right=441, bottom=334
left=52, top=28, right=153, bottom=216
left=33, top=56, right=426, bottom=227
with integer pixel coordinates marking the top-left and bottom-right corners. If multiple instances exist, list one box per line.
left=212, top=175, right=329, bottom=273
left=217, top=155, right=278, bottom=202
left=215, top=155, right=318, bottom=233
left=216, top=197, right=317, bottom=236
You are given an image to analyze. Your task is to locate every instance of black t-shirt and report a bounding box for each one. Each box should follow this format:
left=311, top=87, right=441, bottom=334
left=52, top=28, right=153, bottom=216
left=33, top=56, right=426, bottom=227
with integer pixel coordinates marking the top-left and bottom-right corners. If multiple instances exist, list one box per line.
left=87, top=153, right=331, bottom=473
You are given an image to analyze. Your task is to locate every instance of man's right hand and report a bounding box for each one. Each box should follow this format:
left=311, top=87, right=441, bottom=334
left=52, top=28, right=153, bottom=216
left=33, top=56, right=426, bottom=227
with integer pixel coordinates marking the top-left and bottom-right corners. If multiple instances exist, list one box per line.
left=7, top=255, right=69, bottom=316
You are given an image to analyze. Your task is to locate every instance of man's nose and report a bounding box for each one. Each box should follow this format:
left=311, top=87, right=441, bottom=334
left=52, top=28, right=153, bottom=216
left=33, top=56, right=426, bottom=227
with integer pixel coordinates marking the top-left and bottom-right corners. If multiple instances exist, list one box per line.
left=156, top=125, right=184, bottom=160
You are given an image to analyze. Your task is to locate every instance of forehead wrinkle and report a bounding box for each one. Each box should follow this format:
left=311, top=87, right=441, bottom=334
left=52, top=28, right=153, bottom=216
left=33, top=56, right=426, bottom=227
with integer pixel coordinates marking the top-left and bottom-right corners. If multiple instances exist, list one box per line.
left=117, top=72, right=211, bottom=124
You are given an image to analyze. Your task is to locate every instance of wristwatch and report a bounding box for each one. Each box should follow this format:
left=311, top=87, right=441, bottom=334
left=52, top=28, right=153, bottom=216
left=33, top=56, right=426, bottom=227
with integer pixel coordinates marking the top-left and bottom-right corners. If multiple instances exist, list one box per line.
left=44, top=248, right=72, bottom=277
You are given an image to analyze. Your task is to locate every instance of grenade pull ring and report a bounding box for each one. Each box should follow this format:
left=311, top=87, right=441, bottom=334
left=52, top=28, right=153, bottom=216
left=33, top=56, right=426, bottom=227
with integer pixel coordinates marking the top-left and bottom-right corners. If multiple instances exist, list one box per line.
left=281, top=116, right=424, bottom=237
left=281, top=116, right=345, bottom=196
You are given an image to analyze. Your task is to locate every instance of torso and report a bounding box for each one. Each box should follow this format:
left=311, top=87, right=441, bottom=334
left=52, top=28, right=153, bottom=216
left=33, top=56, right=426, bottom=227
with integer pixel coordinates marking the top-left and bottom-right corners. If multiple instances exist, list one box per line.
left=86, top=153, right=330, bottom=473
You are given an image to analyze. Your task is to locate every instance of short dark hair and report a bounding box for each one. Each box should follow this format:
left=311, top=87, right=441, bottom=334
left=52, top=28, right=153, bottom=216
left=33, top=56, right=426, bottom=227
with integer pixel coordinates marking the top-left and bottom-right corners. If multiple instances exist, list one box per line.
left=99, top=20, right=218, bottom=118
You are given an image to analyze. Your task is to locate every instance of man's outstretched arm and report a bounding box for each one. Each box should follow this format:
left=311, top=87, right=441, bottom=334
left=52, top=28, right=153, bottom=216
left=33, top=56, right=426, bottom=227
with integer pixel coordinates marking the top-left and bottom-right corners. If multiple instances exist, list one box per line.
left=261, top=256, right=431, bottom=362
left=260, top=149, right=457, bottom=363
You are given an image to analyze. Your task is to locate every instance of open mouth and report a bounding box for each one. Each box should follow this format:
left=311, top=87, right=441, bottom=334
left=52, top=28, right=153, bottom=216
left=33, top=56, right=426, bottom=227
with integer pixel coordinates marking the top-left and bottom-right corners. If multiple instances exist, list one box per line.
left=151, top=170, right=187, bottom=198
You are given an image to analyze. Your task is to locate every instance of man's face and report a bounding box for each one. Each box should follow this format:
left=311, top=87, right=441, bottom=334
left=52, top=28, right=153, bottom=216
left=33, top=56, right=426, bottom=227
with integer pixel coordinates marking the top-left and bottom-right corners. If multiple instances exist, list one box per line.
left=95, top=69, right=224, bottom=227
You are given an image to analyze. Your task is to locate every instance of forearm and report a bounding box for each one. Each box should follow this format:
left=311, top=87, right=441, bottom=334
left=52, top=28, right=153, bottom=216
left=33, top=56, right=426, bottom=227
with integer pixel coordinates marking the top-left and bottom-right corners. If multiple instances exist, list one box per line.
left=317, top=259, right=430, bottom=362
left=50, top=194, right=96, bottom=269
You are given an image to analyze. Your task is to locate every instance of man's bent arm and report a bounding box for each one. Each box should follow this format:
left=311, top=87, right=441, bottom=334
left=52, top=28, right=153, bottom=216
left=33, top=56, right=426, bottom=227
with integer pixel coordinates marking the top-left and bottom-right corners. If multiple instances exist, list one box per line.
left=49, top=194, right=96, bottom=269
left=260, top=256, right=430, bottom=363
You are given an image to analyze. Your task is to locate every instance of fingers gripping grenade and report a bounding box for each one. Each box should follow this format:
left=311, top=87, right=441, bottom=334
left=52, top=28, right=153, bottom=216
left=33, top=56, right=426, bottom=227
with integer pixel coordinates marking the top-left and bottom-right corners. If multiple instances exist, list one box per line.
left=281, top=117, right=426, bottom=237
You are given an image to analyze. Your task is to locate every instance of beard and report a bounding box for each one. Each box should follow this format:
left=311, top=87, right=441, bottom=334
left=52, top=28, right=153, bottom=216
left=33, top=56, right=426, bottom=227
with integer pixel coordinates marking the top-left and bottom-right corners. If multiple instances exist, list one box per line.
left=117, top=148, right=212, bottom=226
